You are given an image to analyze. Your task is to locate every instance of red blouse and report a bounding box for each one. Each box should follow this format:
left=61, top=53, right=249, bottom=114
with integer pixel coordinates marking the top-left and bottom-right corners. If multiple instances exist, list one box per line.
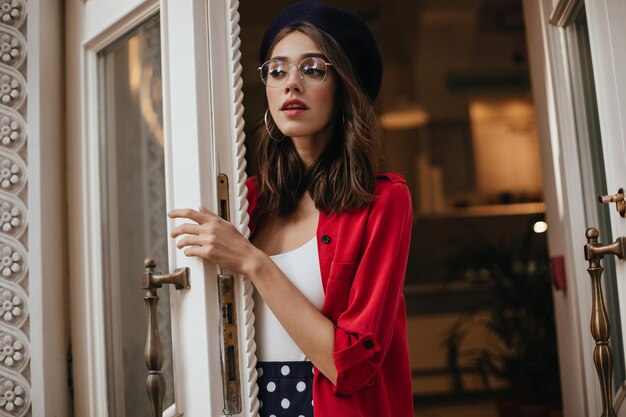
left=247, top=172, right=414, bottom=417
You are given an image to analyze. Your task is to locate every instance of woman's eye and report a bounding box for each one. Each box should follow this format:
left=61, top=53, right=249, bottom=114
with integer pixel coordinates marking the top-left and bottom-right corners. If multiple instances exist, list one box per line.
left=302, top=67, right=325, bottom=77
left=268, top=68, right=287, bottom=78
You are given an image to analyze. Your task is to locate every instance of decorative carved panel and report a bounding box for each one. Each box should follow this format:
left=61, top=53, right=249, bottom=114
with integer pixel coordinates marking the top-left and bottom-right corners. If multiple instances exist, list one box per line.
left=0, top=0, right=29, bottom=415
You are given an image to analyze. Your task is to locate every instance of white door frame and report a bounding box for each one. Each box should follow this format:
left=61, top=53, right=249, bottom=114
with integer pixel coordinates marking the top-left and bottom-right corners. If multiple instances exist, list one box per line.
left=161, top=0, right=257, bottom=414
left=584, top=0, right=626, bottom=411
left=524, top=0, right=626, bottom=416
left=26, top=0, right=71, bottom=416
left=67, top=2, right=162, bottom=415
left=66, top=0, right=256, bottom=415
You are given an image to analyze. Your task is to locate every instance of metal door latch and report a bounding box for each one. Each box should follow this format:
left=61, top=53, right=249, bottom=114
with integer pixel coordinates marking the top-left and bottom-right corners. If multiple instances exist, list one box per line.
left=217, top=173, right=242, bottom=415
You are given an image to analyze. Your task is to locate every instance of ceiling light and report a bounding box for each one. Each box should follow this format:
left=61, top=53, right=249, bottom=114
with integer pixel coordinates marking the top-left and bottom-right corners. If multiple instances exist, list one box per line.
left=380, top=105, right=429, bottom=130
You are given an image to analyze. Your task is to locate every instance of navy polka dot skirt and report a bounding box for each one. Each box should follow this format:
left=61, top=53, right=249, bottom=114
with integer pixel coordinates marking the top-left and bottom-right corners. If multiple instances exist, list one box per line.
left=256, top=361, right=314, bottom=417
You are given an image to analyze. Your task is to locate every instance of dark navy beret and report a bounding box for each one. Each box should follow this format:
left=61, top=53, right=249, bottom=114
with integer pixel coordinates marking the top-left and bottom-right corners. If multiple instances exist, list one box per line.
left=260, top=0, right=383, bottom=101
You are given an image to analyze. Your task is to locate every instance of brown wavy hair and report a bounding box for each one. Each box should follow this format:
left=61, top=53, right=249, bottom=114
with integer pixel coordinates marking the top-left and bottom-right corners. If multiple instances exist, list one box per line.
left=254, top=22, right=382, bottom=216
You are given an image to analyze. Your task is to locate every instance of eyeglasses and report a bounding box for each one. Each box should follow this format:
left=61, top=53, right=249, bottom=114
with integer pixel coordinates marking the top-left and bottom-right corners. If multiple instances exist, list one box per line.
left=258, top=57, right=333, bottom=88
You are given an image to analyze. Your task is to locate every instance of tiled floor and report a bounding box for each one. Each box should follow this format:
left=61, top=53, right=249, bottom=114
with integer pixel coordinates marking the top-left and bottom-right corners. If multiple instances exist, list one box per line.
left=414, top=402, right=499, bottom=417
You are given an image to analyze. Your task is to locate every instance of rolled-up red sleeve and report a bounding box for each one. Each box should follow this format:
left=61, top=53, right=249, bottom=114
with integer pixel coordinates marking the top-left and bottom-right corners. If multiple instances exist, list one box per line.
left=330, top=182, right=412, bottom=395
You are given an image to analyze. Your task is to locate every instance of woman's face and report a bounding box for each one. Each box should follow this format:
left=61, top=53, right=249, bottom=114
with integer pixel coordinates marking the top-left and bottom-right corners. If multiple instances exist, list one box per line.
left=266, top=31, right=337, bottom=145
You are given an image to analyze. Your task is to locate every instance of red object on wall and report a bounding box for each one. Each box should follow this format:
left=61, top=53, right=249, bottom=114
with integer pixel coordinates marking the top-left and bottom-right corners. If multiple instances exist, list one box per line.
left=550, top=255, right=567, bottom=291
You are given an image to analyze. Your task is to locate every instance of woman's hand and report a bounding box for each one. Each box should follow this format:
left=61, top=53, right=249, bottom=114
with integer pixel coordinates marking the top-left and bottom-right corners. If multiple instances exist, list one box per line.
left=168, top=207, right=262, bottom=276
left=169, top=207, right=338, bottom=384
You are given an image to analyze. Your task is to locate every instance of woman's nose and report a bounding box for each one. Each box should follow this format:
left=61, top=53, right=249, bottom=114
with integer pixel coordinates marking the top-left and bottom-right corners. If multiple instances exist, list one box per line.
left=283, top=66, right=303, bottom=93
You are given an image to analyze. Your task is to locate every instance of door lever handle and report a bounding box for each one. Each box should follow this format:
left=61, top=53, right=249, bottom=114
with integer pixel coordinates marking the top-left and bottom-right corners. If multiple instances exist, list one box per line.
left=141, top=258, right=190, bottom=417
left=598, top=188, right=625, bottom=217
left=584, top=227, right=625, bottom=417
left=141, top=258, right=190, bottom=290
left=585, top=228, right=626, bottom=262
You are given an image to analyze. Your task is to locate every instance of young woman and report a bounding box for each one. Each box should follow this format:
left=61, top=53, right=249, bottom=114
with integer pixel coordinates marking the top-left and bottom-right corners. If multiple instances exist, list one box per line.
left=169, top=1, right=414, bottom=416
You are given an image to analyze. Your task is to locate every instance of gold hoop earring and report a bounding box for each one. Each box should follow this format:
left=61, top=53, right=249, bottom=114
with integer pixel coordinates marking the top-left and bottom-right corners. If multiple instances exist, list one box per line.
left=264, top=109, right=284, bottom=142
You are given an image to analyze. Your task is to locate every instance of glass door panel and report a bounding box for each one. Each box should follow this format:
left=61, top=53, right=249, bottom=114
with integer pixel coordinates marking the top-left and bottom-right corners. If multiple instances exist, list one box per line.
left=98, top=15, right=175, bottom=416
left=566, top=7, right=625, bottom=390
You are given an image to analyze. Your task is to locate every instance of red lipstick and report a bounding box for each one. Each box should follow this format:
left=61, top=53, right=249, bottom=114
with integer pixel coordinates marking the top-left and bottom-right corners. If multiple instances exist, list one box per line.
left=280, top=99, right=308, bottom=117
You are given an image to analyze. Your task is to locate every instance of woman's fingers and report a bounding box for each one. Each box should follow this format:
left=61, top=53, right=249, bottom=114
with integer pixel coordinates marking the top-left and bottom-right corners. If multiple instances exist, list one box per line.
left=176, top=234, right=211, bottom=249
left=170, top=222, right=203, bottom=238
left=168, top=208, right=210, bottom=224
left=183, top=246, right=206, bottom=258
left=168, top=206, right=251, bottom=273
left=168, top=207, right=222, bottom=238
left=198, top=206, right=218, bottom=217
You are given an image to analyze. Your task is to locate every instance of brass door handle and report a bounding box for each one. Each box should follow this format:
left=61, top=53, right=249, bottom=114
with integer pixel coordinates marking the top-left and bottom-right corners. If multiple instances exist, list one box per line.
left=584, top=228, right=626, bottom=417
left=141, top=258, right=190, bottom=417
left=598, top=188, right=625, bottom=217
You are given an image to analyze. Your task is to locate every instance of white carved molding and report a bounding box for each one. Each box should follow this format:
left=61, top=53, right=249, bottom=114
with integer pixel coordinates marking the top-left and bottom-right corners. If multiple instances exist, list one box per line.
left=0, top=108, right=25, bottom=151
left=0, top=0, right=28, bottom=414
left=224, top=0, right=258, bottom=414
left=0, top=238, right=27, bottom=282
left=0, top=68, right=25, bottom=110
left=0, top=1, right=25, bottom=29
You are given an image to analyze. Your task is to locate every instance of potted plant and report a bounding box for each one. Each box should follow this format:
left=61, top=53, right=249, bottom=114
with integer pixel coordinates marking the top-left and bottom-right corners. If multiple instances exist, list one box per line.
left=444, top=219, right=562, bottom=416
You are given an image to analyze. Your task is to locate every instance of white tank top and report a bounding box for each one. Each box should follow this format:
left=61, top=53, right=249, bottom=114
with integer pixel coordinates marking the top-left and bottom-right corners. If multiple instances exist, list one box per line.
left=253, top=237, right=325, bottom=362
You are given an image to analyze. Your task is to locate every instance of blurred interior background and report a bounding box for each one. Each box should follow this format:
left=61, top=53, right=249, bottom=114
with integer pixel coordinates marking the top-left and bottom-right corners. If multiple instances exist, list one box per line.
left=239, top=1, right=560, bottom=416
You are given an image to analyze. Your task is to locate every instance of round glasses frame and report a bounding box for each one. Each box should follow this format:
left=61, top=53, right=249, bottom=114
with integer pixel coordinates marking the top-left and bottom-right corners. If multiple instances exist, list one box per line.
left=258, top=57, right=333, bottom=88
